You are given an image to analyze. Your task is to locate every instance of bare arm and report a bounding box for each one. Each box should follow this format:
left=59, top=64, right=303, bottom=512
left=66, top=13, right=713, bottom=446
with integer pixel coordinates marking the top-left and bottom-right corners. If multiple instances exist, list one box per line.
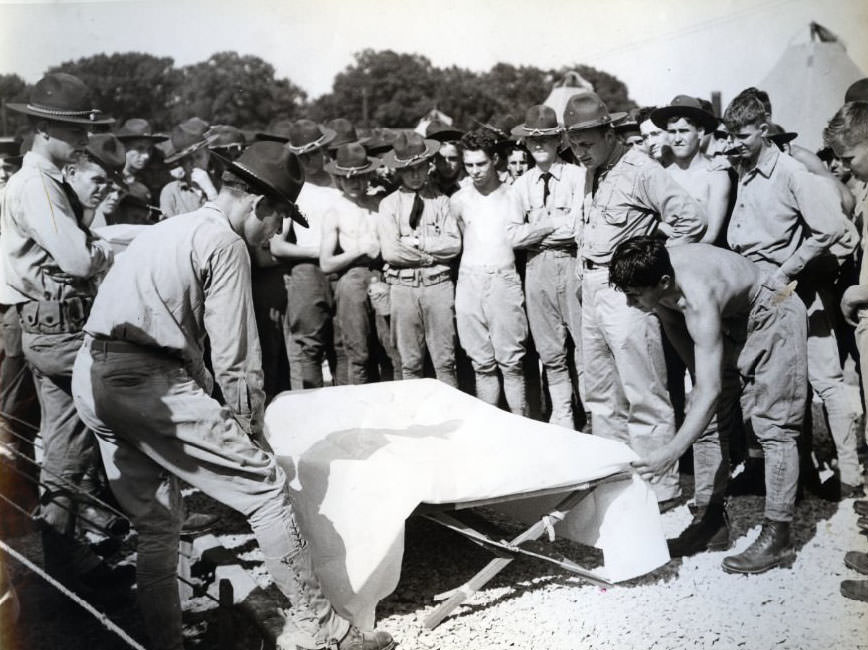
left=700, top=171, right=732, bottom=244
left=319, top=208, right=368, bottom=274
left=632, top=298, right=723, bottom=479
left=269, top=219, right=318, bottom=261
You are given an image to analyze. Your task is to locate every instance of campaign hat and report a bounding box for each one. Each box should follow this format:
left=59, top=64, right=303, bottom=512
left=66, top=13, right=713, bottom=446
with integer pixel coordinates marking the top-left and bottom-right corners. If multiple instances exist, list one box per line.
left=84, top=133, right=127, bottom=185
left=283, top=120, right=337, bottom=155
left=163, top=118, right=211, bottom=164
left=650, top=95, right=719, bottom=133
left=255, top=119, right=294, bottom=144
left=323, top=142, right=381, bottom=177
left=205, top=125, right=246, bottom=154
left=360, top=127, right=399, bottom=156
left=563, top=92, right=627, bottom=131
left=115, top=118, right=168, bottom=143
left=845, top=78, right=868, bottom=103
left=212, top=140, right=308, bottom=228
left=766, top=123, right=798, bottom=147
left=7, top=73, right=114, bottom=126
left=425, top=120, right=463, bottom=143
left=511, top=105, right=563, bottom=138
left=381, top=131, right=440, bottom=169
left=326, top=118, right=362, bottom=151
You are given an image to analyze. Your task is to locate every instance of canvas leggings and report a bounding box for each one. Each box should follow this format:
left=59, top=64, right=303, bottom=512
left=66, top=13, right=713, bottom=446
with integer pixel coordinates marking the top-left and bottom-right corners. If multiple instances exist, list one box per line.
left=71, top=338, right=350, bottom=650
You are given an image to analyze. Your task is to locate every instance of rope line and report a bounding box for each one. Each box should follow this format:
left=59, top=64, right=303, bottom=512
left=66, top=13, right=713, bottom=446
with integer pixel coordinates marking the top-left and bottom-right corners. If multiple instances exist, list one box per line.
left=0, top=537, right=148, bottom=650
left=0, top=409, right=41, bottom=433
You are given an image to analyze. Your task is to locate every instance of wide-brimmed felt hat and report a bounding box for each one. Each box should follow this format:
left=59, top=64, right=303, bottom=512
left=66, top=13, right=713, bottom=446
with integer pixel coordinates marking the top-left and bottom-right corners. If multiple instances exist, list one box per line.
left=766, top=123, right=798, bottom=146
left=845, top=78, right=868, bottom=103
left=163, top=117, right=210, bottom=164
left=256, top=119, right=294, bottom=144
left=326, top=118, right=361, bottom=151
left=425, top=120, right=463, bottom=142
left=381, top=132, right=440, bottom=169
left=84, top=133, right=126, bottom=185
left=283, top=120, right=336, bottom=155
left=360, top=127, right=398, bottom=156
left=7, top=73, right=114, bottom=126
left=650, top=95, right=719, bottom=133
left=323, top=142, right=381, bottom=177
left=613, top=114, right=640, bottom=133
left=115, top=118, right=168, bottom=143
left=511, top=105, right=563, bottom=138
left=206, top=125, right=246, bottom=151
left=473, top=113, right=519, bottom=144
left=212, top=140, right=308, bottom=228
left=563, top=92, right=627, bottom=132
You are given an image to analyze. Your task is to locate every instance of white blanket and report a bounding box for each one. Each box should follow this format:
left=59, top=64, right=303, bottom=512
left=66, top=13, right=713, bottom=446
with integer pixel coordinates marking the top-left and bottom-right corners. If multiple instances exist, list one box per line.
left=264, top=379, right=669, bottom=628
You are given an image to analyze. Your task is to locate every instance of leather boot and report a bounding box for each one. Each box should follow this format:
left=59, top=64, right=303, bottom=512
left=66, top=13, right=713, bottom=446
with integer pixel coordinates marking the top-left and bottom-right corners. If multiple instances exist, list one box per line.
left=333, top=625, right=396, bottom=650
left=667, top=502, right=730, bottom=558
left=721, top=520, right=795, bottom=574
left=840, top=579, right=868, bottom=602
left=844, top=550, right=868, bottom=575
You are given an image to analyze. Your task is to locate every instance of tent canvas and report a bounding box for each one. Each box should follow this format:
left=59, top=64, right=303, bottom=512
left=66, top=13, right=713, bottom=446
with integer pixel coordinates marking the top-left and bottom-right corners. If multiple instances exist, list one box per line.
left=759, top=25, right=865, bottom=152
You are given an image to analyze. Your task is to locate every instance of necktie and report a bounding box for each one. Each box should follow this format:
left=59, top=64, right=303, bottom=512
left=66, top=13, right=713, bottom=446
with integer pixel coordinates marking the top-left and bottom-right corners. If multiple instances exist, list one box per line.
left=541, top=172, right=552, bottom=207
left=408, top=192, right=424, bottom=231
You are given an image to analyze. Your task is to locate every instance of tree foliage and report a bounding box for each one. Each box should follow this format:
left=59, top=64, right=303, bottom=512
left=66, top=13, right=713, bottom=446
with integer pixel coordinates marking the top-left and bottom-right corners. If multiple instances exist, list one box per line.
left=169, top=52, right=307, bottom=129
left=47, top=53, right=181, bottom=130
left=0, top=73, right=31, bottom=136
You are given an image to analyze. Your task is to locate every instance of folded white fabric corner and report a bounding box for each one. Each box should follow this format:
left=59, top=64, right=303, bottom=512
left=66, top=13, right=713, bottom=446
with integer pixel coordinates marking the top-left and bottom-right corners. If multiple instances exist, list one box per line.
left=264, top=379, right=669, bottom=628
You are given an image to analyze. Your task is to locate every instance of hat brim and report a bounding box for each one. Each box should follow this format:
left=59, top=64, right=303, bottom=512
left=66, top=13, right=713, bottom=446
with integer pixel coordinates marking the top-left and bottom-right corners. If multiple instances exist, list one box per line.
left=768, top=132, right=798, bottom=145
left=322, top=156, right=382, bottom=177
left=163, top=138, right=209, bottom=165
left=116, top=133, right=169, bottom=143
left=7, top=102, right=115, bottom=126
left=510, top=125, right=564, bottom=138
left=381, top=139, right=440, bottom=169
left=565, top=112, right=627, bottom=132
left=285, top=127, right=337, bottom=155
left=426, top=128, right=464, bottom=142
left=613, top=119, right=640, bottom=133
left=212, top=149, right=309, bottom=229
left=650, top=106, right=718, bottom=133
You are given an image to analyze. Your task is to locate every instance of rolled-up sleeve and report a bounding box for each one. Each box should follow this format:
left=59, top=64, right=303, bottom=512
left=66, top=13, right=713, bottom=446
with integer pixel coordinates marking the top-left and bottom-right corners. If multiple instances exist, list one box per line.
left=638, top=164, right=706, bottom=245
left=203, top=240, right=266, bottom=435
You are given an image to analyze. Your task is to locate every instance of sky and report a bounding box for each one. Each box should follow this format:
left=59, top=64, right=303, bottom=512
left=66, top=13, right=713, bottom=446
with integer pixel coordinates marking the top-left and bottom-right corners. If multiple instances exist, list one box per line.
left=0, top=0, right=866, bottom=109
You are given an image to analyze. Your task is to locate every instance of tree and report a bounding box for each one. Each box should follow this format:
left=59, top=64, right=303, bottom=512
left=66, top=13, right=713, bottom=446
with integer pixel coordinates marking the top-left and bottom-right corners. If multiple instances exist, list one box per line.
left=477, top=63, right=555, bottom=120
left=558, top=65, right=635, bottom=113
left=312, top=49, right=439, bottom=127
left=0, top=73, right=30, bottom=136
left=169, top=52, right=307, bottom=130
left=48, top=53, right=181, bottom=130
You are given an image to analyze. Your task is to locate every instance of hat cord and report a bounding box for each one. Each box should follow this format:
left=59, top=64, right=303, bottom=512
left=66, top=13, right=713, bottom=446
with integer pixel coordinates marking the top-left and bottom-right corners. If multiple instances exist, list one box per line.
left=289, top=133, right=328, bottom=154
left=28, top=104, right=102, bottom=120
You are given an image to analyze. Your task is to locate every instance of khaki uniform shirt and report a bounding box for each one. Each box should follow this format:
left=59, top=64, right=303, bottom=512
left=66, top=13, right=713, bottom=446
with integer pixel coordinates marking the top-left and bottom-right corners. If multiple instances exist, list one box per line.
left=511, top=159, right=585, bottom=249
left=727, top=143, right=845, bottom=278
left=84, top=204, right=265, bottom=434
left=1, top=151, right=113, bottom=304
left=582, top=146, right=705, bottom=264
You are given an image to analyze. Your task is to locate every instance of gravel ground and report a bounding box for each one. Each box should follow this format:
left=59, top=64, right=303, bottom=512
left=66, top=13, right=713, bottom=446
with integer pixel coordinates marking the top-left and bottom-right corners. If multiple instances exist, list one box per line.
left=4, top=467, right=868, bottom=650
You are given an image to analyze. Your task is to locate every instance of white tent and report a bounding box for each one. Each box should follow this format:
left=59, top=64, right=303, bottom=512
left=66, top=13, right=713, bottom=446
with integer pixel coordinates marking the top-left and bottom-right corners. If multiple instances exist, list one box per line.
left=544, top=71, right=595, bottom=125
left=759, top=23, right=865, bottom=152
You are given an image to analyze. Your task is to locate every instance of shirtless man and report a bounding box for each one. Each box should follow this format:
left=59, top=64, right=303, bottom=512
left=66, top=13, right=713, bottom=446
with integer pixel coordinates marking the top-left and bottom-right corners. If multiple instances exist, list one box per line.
left=610, top=236, right=807, bottom=574
left=451, top=128, right=553, bottom=414
left=651, top=96, right=732, bottom=244
left=320, top=143, right=398, bottom=384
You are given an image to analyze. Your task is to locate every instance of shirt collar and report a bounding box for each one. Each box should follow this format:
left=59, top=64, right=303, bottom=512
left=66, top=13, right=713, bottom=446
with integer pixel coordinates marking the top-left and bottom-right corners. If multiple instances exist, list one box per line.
left=535, top=160, right=565, bottom=182
left=23, top=150, right=64, bottom=182
left=742, top=142, right=779, bottom=180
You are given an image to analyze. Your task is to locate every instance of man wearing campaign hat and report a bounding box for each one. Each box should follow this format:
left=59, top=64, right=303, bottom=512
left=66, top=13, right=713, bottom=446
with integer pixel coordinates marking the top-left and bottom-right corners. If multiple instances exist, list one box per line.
left=563, top=91, right=705, bottom=505
left=0, top=73, right=132, bottom=594
left=159, top=117, right=217, bottom=218
left=377, top=131, right=461, bottom=386
left=321, top=143, right=399, bottom=384
left=71, top=140, right=396, bottom=650
left=651, top=95, right=732, bottom=245
left=66, top=133, right=127, bottom=229
left=510, top=105, right=586, bottom=429
left=269, top=119, right=343, bottom=388
left=427, top=120, right=468, bottom=196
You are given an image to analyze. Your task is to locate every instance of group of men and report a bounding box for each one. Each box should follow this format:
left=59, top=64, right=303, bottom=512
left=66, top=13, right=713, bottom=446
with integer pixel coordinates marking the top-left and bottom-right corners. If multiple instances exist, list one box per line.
left=2, top=67, right=868, bottom=650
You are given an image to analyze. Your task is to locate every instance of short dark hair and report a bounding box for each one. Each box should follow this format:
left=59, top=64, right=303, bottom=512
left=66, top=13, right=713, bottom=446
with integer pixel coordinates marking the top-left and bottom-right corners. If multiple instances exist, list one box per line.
left=609, top=236, right=673, bottom=290
left=824, top=101, right=868, bottom=151
left=723, top=91, right=769, bottom=131
left=460, top=128, right=499, bottom=159
left=633, top=106, right=657, bottom=125
left=738, top=87, right=772, bottom=115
